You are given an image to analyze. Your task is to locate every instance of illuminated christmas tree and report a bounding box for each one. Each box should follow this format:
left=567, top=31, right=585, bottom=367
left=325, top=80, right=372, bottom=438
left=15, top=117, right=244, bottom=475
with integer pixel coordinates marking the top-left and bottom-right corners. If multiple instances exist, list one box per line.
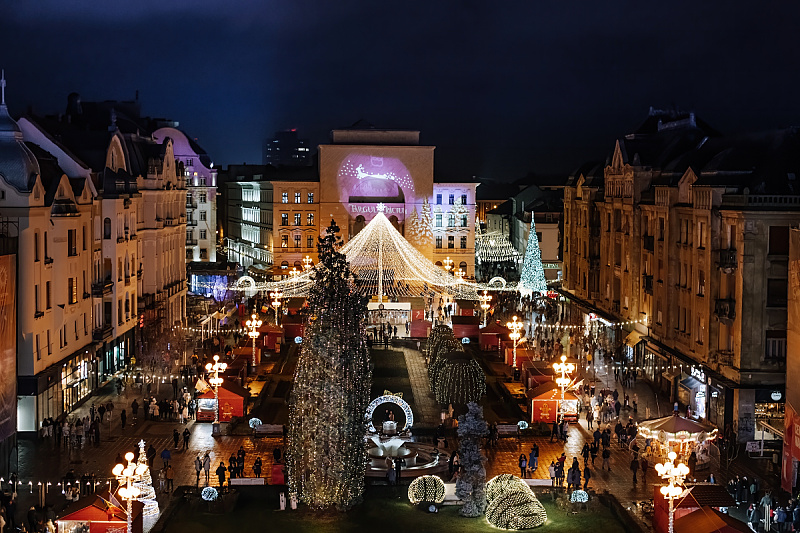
left=134, top=439, right=159, bottom=517
left=419, top=197, right=433, bottom=245
left=519, top=215, right=547, bottom=295
left=456, top=402, right=488, bottom=517
left=287, top=219, right=372, bottom=511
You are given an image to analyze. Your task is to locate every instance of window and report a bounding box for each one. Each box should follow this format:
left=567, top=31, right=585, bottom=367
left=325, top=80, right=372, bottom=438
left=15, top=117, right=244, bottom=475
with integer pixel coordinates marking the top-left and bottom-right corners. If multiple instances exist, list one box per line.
left=769, top=226, right=790, bottom=255
left=766, top=330, right=787, bottom=361
left=767, top=279, right=788, bottom=307
left=460, top=236, right=467, bottom=249
left=307, top=213, right=314, bottom=226
left=282, top=192, right=288, bottom=204
left=46, top=330, right=51, bottom=355
left=436, top=194, right=442, bottom=205
left=34, top=232, right=40, bottom=261
left=82, top=225, right=87, bottom=251
left=461, top=194, right=467, bottom=205
left=698, top=270, right=705, bottom=296
left=433, top=236, right=441, bottom=248
left=281, top=235, right=288, bottom=248
left=199, top=193, right=207, bottom=204
left=448, top=236, right=454, bottom=249
left=308, top=193, right=314, bottom=204
left=294, top=235, right=301, bottom=248
left=294, top=213, right=301, bottom=226
left=281, top=213, right=288, bottom=226
left=35, top=334, right=40, bottom=361
left=200, top=248, right=208, bottom=260
left=536, top=232, right=542, bottom=242
left=435, top=214, right=442, bottom=227
left=295, top=192, right=301, bottom=204
left=448, top=194, right=454, bottom=205
left=199, top=176, right=207, bottom=186
left=200, top=230, right=207, bottom=239
left=698, top=221, right=706, bottom=249
left=103, top=218, right=111, bottom=240
left=68, top=229, right=77, bottom=256
left=46, top=281, right=51, bottom=309
left=460, top=214, right=468, bottom=227
left=199, top=211, right=207, bottom=221
left=307, top=235, right=314, bottom=248
left=68, top=277, right=78, bottom=305
left=447, top=214, right=455, bottom=227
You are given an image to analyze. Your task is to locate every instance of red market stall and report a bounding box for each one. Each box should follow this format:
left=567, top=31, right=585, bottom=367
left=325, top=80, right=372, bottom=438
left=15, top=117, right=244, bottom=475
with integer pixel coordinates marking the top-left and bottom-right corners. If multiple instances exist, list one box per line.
left=529, top=382, right=580, bottom=424
left=271, top=463, right=286, bottom=485
left=57, top=491, right=143, bottom=533
left=281, top=313, right=306, bottom=341
left=479, top=322, right=509, bottom=351
left=197, top=380, right=250, bottom=422
left=410, top=319, right=432, bottom=338
left=258, top=323, right=284, bottom=352
left=654, top=484, right=736, bottom=533
left=452, top=315, right=480, bottom=340
left=674, top=507, right=750, bottom=533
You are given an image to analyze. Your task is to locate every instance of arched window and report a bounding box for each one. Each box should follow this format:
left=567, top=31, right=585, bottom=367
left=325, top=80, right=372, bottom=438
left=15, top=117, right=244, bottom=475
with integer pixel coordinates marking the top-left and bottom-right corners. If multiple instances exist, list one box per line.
left=353, top=215, right=366, bottom=236
left=280, top=261, right=289, bottom=269
left=103, top=218, right=112, bottom=240
left=294, top=261, right=302, bottom=269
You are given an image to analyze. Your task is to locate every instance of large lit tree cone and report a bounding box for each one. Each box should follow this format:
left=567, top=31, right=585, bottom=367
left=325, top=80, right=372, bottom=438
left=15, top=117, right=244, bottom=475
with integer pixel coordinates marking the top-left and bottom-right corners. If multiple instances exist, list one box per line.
left=485, top=474, right=529, bottom=503
left=434, top=352, right=486, bottom=408
left=485, top=488, right=547, bottom=529
left=426, top=325, right=455, bottom=366
left=456, top=402, right=488, bottom=517
left=519, top=214, right=547, bottom=296
left=287, top=220, right=372, bottom=511
left=407, top=475, right=446, bottom=505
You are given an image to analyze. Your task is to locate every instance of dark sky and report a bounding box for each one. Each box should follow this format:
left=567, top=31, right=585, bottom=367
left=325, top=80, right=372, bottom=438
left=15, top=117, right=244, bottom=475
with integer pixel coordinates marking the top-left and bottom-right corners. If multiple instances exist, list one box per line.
left=2, top=0, right=799, bottom=180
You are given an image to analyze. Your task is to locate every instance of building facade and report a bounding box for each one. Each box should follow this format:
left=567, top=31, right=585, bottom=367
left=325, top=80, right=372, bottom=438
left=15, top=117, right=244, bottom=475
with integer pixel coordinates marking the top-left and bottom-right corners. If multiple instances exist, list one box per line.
left=263, top=129, right=312, bottom=167
left=562, top=109, right=799, bottom=442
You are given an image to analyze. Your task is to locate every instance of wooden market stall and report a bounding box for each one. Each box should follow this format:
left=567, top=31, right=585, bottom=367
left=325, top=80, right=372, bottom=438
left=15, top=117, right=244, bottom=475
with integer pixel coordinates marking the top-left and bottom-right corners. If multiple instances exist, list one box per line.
left=479, top=321, right=509, bottom=351
left=57, top=491, right=143, bottom=533
left=196, top=380, right=250, bottom=422
left=653, top=484, right=736, bottom=533
left=529, top=381, right=581, bottom=424
left=673, top=506, right=750, bottom=533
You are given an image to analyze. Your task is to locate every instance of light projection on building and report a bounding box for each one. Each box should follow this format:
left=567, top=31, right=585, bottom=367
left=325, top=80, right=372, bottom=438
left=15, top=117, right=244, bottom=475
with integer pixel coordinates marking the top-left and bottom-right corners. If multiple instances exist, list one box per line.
left=338, top=154, right=415, bottom=208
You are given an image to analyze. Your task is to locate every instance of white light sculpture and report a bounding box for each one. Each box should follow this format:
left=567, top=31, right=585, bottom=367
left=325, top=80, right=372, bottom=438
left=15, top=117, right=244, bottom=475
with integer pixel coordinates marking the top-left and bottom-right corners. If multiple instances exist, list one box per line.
left=655, top=451, right=690, bottom=533
left=246, top=313, right=262, bottom=368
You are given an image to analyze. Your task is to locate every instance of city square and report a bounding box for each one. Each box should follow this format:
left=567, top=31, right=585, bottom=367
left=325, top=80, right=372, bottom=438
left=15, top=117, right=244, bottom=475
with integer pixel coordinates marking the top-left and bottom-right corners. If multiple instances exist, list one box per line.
left=0, top=2, right=798, bottom=532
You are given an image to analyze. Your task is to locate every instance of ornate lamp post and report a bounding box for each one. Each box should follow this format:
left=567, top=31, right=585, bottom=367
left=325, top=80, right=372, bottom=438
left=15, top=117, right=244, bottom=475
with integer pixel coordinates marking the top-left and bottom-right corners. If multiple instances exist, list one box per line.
left=479, top=290, right=492, bottom=327
left=112, top=452, right=147, bottom=533
left=655, top=451, right=690, bottom=533
left=443, top=256, right=453, bottom=274
left=302, top=255, right=313, bottom=271
left=205, top=355, right=227, bottom=425
left=290, top=267, right=299, bottom=295
left=270, top=290, right=282, bottom=325
left=553, top=354, right=575, bottom=422
left=506, top=315, right=524, bottom=370
left=455, top=267, right=465, bottom=280
left=246, top=313, right=262, bottom=369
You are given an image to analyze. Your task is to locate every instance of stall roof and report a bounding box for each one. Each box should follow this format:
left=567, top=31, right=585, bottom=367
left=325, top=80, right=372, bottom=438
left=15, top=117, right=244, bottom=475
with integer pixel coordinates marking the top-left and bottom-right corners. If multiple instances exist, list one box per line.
left=640, top=415, right=716, bottom=435
left=528, top=381, right=580, bottom=401
left=480, top=322, right=510, bottom=335
left=674, top=506, right=750, bottom=533
left=625, top=330, right=643, bottom=348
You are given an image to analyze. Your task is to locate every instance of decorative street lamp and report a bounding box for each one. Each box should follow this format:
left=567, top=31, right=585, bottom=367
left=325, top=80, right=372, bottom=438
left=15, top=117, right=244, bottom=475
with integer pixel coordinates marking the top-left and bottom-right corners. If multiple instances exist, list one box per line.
left=443, top=256, right=453, bottom=274
left=655, top=451, right=690, bottom=533
left=112, top=452, right=147, bottom=533
left=302, top=255, right=313, bottom=271
left=506, top=315, right=524, bottom=369
left=479, top=290, right=492, bottom=327
left=270, top=290, right=283, bottom=326
left=553, top=354, right=575, bottom=422
left=455, top=268, right=465, bottom=280
left=246, top=313, right=262, bottom=369
left=205, top=355, right=227, bottom=425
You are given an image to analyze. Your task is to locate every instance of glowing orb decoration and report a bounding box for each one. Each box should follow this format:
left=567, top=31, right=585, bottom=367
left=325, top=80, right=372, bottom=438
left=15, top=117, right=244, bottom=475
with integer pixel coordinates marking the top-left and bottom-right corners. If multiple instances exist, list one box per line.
left=294, top=336, right=303, bottom=344
left=201, top=487, right=218, bottom=501
left=570, top=490, right=589, bottom=503
left=488, top=277, right=508, bottom=289
left=485, top=489, right=547, bottom=530
left=366, top=394, right=414, bottom=432
left=407, top=475, right=446, bottom=505
left=248, top=418, right=263, bottom=429
left=486, top=474, right=530, bottom=503
left=517, top=421, right=529, bottom=430
left=462, top=337, right=470, bottom=344
left=428, top=504, right=438, bottom=513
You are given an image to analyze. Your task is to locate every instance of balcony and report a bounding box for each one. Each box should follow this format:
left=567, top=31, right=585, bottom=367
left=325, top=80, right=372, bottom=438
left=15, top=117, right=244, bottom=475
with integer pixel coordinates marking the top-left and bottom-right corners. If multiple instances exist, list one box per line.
left=186, top=219, right=198, bottom=226
left=92, top=324, right=113, bottom=342
left=714, top=298, right=736, bottom=321
left=611, top=300, right=621, bottom=313
left=643, top=235, right=654, bottom=252
left=137, top=268, right=143, bottom=280
left=642, top=274, right=653, bottom=294
left=716, top=350, right=734, bottom=366
left=165, top=217, right=177, bottom=226
left=117, top=236, right=126, bottom=243
left=44, top=256, right=53, bottom=265
left=92, top=278, right=113, bottom=297
left=124, top=275, right=131, bottom=286
left=717, top=248, right=737, bottom=271
left=186, top=238, right=198, bottom=246
left=186, top=200, right=198, bottom=209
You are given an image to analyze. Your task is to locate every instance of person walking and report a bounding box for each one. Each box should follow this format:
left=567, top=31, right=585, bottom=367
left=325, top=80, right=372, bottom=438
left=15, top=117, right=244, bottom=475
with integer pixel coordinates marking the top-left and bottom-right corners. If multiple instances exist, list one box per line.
left=548, top=461, right=556, bottom=486
left=131, top=399, right=139, bottom=421
left=182, top=428, right=191, bottom=450
left=216, top=462, right=227, bottom=488
left=518, top=454, right=528, bottom=478
left=530, top=444, right=539, bottom=471
left=161, top=448, right=171, bottom=468
left=640, top=457, right=648, bottom=483
left=550, top=420, right=558, bottom=443
left=120, top=409, right=127, bottom=429
left=203, top=452, right=211, bottom=483
left=165, top=465, right=174, bottom=493
left=587, top=409, right=594, bottom=430
left=172, top=429, right=180, bottom=449
left=630, top=456, right=639, bottom=486
left=583, top=466, right=592, bottom=490
left=581, top=443, right=590, bottom=467
left=194, top=455, right=202, bottom=485
left=146, top=444, right=157, bottom=471
left=253, top=457, right=262, bottom=478
left=602, top=447, right=611, bottom=471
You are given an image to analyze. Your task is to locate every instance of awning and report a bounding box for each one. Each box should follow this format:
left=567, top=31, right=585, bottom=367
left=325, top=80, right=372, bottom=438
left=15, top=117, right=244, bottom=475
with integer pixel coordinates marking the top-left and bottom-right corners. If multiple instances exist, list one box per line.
left=680, top=376, right=704, bottom=390
left=662, top=369, right=681, bottom=381
left=624, top=330, right=643, bottom=348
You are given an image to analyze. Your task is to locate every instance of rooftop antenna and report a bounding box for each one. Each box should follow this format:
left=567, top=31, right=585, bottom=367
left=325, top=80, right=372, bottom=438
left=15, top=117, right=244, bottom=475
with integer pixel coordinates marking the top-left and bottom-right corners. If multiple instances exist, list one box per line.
left=1, top=70, right=6, bottom=106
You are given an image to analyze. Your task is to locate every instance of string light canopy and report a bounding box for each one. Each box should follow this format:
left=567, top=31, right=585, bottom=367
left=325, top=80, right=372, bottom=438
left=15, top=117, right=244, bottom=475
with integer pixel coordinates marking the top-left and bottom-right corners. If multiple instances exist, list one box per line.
left=195, top=210, right=519, bottom=299
left=475, top=226, right=521, bottom=264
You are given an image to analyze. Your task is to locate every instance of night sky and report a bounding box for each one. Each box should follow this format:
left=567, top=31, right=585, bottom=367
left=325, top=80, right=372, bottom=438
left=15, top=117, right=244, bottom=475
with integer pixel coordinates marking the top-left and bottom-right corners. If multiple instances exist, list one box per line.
left=2, top=1, right=799, bottom=180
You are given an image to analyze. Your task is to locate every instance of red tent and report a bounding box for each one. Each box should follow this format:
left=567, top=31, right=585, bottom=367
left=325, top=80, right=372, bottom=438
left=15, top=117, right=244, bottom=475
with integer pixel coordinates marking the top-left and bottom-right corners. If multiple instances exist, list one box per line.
left=653, top=484, right=736, bottom=533
left=529, top=381, right=580, bottom=424
left=57, top=490, right=143, bottom=533
left=479, top=321, right=509, bottom=351
left=674, top=506, right=750, bottom=533
left=258, top=323, right=284, bottom=352
left=197, top=380, right=250, bottom=422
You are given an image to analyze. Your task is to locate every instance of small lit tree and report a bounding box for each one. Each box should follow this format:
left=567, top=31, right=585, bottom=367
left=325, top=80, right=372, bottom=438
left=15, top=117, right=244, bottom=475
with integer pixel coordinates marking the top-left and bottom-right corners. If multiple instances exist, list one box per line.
left=520, top=215, right=547, bottom=295
left=456, top=402, right=488, bottom=517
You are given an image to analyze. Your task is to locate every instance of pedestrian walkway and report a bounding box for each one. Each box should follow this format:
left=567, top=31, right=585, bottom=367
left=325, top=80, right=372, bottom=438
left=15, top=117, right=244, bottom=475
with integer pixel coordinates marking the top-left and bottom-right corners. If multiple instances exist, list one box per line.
left=399, top=346, right=440, bottom=427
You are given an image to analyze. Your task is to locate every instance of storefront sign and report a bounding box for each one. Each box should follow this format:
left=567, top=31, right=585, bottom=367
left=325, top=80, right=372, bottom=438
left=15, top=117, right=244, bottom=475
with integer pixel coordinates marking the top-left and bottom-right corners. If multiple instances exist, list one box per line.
left=347, top=203, right=405, bottom=216
left=691, top=366, right=705, bottom=382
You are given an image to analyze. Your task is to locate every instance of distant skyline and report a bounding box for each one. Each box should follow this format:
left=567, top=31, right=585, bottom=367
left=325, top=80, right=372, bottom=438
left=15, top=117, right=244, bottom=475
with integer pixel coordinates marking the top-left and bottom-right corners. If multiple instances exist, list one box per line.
left=2, top=1, right=799, bottom=179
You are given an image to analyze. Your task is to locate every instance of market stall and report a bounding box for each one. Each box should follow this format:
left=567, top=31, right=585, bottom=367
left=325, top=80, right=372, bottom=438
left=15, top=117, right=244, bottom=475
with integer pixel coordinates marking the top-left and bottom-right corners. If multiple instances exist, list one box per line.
left=196, top=380, right=250, bottom=422
left=57, top=491, right=143, bottom=533
left=636, top=414, right=719, bottom=469
left=529, top=381, right=581, bottom=424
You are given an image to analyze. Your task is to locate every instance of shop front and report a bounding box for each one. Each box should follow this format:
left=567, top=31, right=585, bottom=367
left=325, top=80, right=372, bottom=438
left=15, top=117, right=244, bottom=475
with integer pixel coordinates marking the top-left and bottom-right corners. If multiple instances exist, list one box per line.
left=755, top=388, right=785, bottom=440
left=678, top=366, right=709, bottom=420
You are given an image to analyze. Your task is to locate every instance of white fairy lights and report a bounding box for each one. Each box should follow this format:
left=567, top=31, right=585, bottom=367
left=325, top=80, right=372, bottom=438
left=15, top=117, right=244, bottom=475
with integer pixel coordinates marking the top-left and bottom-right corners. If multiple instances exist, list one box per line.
left=407, top=475, right=446, bottom=505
